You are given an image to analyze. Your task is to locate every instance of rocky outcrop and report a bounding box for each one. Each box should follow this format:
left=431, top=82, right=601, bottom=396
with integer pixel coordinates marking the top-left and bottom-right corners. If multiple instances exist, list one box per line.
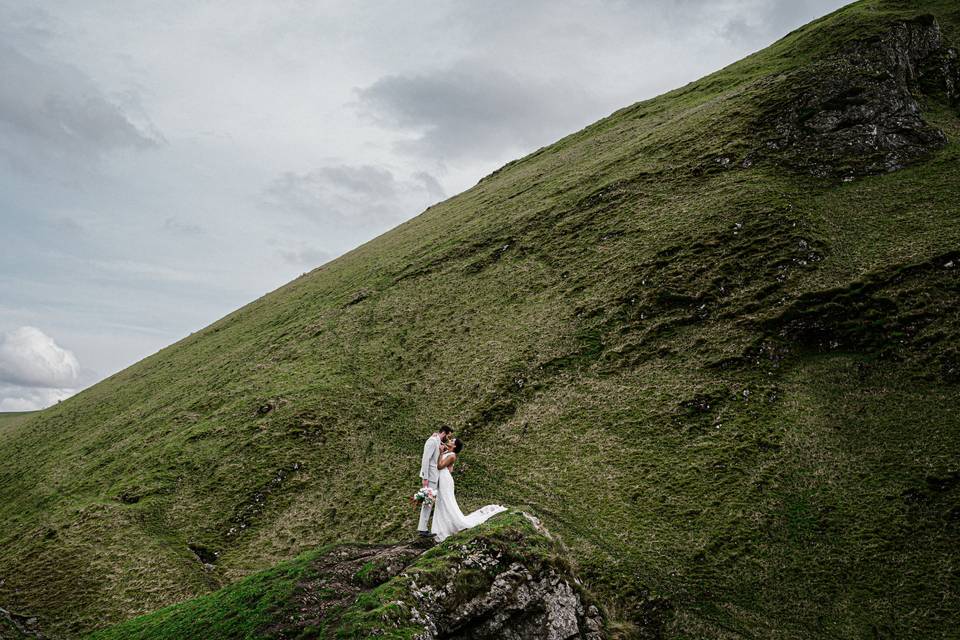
left=0, top=606, right=46, bottom=640
left=405, top=524, right=604, bottom=639
left=410, top=563, right=602, bottom=639
left=336, top=512, right=605, bottom=639
left=758, top=15, right=960, bottom=178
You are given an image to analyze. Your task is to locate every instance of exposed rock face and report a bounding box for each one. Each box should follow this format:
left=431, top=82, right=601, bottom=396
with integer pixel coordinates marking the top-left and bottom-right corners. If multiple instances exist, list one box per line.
left=333, top=511, right=606, bottom=639
left=760, top=15, right=960, bottom=178
left=278, top=533, right=603, bottom=639
left=408, top=553, right=603, bottom=640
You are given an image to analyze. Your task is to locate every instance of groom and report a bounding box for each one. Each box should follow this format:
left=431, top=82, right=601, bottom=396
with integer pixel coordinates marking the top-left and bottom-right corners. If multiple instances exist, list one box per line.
left=417, top=425, right=453, bottom=537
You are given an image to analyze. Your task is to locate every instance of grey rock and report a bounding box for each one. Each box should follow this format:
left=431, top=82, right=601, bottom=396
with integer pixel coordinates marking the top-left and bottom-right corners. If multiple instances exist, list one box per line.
left=407, top=529, right=604, bottom=640
left=756, top=15, right=959, bottom=178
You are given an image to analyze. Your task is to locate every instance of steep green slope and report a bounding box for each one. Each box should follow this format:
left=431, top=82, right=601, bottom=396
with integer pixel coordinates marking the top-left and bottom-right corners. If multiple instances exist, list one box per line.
left=1, top=1, right=959, bottom=638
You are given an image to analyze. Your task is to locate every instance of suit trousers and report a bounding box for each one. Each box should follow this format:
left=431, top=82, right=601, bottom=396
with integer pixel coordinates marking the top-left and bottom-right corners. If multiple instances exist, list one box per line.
left=417, top=479, right=439, bottom=531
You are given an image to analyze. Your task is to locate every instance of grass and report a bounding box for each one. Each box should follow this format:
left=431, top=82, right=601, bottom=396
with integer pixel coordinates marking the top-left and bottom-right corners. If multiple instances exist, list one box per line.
left=1, top=1, right=959, bottom=638
left=85, top=548, right=322, bottom=640
left=0, top=411, right=37, bottom=430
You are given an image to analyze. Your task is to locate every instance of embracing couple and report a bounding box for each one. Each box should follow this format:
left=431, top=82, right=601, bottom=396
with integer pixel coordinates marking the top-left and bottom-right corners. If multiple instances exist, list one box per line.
left=417, top=425, right=506, bottom=542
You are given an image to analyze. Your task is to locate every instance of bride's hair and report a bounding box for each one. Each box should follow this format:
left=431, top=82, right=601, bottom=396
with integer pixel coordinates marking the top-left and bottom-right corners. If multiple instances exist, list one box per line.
left=452, top=438, right=464, bottom=454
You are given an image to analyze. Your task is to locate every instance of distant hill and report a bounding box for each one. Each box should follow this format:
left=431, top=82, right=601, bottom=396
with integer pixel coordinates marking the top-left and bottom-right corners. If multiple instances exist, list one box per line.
left=1, top=1, right=958, bottom=637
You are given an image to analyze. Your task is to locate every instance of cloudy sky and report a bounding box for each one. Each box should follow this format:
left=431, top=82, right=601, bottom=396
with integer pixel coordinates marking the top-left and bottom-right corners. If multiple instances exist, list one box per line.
left=0, top=0, right=848, bottom=410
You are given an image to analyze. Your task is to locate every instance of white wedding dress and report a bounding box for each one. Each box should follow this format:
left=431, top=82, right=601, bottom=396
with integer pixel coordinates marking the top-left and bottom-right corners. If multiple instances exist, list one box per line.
left=431, top=452, right=507, bottom=542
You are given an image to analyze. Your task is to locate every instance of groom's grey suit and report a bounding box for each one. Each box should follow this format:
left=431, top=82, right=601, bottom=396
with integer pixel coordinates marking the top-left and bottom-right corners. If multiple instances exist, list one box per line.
left=417, top=433, right=441, bottom=532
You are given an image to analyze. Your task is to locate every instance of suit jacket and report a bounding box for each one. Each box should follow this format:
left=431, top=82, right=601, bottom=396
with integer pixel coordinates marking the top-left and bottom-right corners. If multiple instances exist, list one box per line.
left=420, top=433, right=440, bottom=485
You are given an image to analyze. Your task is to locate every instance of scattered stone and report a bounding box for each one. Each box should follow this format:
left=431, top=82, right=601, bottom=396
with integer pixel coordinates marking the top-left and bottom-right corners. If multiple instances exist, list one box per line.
left=344, top=290, right=370, bottom=307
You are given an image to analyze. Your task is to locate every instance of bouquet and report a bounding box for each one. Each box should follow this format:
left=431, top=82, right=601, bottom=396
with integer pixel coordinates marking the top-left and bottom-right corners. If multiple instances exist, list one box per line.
left=411, top=487, right=436, bottom=509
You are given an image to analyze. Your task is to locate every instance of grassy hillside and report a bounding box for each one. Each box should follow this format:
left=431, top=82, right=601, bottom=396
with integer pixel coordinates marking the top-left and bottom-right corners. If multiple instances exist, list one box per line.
left=0, top=411, right=37, bottom=430
left=1, top=1, right=958, bottom=638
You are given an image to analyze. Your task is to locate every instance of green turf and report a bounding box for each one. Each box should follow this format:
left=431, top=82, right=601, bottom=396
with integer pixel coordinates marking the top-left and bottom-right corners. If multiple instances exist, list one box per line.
left=2, top=1, right=959, bottom=638
left=0, top=412, right=38, bottom=441
left=0, top=411, right=37, bottom=423
left=85, top=547, right=322, bottom=640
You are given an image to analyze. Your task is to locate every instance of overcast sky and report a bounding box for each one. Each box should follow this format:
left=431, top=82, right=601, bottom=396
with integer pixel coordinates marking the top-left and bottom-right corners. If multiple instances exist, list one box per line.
left=0, top=0, right=848, bottom=411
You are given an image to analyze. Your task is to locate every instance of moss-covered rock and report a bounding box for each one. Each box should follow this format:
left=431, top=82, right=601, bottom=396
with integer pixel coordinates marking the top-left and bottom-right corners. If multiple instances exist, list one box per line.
left=0, top=606, right=46, bottom=639
left=337, top=512, right=604, bottom=639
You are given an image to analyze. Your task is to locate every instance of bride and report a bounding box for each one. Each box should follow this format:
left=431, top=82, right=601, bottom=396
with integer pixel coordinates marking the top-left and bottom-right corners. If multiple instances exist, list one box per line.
left=431, top=437, right=507, bottom=542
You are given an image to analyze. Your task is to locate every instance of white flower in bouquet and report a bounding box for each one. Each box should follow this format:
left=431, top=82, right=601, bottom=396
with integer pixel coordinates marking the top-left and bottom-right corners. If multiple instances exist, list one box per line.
left=412, top=487, right=436, bottom=508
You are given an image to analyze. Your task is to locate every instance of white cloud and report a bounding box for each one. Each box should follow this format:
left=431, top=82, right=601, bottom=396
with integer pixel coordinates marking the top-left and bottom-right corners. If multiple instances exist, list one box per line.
left=0, top=384, right=75, bottom=412
left=0, top=326, right=79, bottom=388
